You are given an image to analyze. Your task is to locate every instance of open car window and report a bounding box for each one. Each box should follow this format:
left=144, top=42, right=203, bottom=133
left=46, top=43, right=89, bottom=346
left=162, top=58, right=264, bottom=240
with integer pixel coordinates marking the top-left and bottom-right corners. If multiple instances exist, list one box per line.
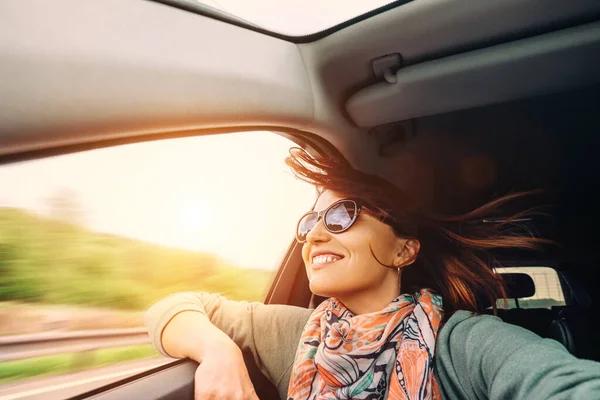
left=0, top=131, right=315, bottom=396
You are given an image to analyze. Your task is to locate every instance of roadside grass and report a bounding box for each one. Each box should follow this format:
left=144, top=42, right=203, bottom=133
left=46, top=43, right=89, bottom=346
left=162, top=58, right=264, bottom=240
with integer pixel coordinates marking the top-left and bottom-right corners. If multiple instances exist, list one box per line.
left=0, top=344, right=159, bottom=384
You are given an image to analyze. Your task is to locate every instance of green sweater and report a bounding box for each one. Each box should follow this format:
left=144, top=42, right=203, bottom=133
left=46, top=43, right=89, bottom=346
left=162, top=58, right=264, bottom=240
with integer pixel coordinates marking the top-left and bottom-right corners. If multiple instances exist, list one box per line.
left=144, top=293, right=600, bottom=399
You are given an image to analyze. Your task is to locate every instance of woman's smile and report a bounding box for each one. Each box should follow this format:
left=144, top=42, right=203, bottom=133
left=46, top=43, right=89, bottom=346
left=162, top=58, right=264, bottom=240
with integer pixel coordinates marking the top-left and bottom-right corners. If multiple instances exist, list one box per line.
left=311, top=256, right=342, bottom=270
left=310, top=250, right=345, bottom=269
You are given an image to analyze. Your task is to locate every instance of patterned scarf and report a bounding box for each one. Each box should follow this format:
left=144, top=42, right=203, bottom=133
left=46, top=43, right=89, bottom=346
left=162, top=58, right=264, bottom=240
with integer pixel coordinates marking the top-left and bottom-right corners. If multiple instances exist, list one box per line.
left=287, top=289, right=443, bottom=400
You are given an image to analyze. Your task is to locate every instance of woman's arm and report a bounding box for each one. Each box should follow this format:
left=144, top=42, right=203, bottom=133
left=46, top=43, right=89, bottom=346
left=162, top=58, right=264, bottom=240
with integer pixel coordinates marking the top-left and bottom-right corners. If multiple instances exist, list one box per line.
left=160, top=309, right=239, bottom=360
left=144, top=292, right=313, bottom=398
left=435, top=311, right=600, bottom=399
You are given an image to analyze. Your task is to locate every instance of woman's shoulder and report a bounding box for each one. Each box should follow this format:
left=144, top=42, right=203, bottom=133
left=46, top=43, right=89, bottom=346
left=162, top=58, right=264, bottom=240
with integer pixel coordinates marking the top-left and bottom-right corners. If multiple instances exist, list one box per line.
left=438, top=309, right=543, bottom=343
left=444, top=309, right=496, bottom=321
left=440, top=309, right=497, bottom=329
left=248, top=301, right=315, bottom=336
left=436, top=309, right=569, bottom=370
left=253, top=302, right=315, bottom=320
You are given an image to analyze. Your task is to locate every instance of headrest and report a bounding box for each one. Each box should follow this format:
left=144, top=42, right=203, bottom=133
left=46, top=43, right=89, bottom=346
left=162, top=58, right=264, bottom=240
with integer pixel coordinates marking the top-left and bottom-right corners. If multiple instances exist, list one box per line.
left=502, top=273, right=536, bottom=299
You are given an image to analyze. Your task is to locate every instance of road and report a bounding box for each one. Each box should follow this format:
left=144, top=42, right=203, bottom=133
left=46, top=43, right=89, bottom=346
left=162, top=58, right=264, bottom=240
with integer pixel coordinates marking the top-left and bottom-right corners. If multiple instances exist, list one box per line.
left=0, top=357, right=172, bottom=400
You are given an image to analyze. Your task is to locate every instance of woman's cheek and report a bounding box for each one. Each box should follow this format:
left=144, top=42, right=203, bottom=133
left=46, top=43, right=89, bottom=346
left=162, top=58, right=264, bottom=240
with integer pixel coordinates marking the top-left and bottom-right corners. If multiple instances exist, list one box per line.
left=304, top=261, right=312, bottom=280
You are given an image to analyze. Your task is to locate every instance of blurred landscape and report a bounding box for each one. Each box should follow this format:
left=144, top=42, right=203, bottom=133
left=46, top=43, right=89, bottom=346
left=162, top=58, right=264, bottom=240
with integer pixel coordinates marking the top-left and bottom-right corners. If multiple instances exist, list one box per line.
left=0, top=205, right=276, bottom=385
left=0, top=206, right=275, bottom=335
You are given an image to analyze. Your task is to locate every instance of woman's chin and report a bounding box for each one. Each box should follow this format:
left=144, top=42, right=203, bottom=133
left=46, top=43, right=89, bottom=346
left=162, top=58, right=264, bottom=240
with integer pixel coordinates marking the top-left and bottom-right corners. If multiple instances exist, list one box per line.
left=309, top=280, right=330, bottom=298
left=309, top=278, right=346, bottom=299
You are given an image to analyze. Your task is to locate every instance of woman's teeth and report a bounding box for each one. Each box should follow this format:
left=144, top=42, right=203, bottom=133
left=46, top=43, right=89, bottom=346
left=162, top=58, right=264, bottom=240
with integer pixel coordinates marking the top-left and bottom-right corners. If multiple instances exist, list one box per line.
left=312, top=255, right=342, bottom=264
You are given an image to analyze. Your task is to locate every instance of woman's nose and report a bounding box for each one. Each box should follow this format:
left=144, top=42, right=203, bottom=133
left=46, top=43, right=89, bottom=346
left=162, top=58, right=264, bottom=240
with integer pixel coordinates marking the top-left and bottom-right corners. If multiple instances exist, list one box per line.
left=305, top=218, right=331, bottom=243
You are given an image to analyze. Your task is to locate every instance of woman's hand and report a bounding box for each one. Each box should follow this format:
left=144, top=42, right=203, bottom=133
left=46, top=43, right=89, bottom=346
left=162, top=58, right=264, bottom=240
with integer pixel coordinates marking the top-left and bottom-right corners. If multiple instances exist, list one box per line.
left=194, top=345, right=259, bottom=400
left=159, top=310, right=259, bottom=398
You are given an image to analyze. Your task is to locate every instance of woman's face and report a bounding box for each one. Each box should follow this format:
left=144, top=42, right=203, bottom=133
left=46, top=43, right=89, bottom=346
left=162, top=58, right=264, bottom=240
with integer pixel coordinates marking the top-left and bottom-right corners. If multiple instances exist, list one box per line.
left=301, top=190, right=419, bottom=313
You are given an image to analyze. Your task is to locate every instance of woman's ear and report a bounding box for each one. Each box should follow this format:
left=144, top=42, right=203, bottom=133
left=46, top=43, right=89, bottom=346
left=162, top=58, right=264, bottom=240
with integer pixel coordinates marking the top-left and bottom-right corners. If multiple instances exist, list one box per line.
left=394, top=239, right=421, bottom=268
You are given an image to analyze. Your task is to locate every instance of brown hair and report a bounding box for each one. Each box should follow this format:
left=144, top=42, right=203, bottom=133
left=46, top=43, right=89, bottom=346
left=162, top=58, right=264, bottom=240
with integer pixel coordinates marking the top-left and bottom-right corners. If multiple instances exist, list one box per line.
left=286, top=148, right=551, bottom=317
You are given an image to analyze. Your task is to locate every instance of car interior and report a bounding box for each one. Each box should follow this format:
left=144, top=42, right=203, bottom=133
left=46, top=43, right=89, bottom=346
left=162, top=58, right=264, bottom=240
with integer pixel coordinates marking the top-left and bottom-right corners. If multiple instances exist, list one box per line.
left=2, top=0, right=600, bottom=398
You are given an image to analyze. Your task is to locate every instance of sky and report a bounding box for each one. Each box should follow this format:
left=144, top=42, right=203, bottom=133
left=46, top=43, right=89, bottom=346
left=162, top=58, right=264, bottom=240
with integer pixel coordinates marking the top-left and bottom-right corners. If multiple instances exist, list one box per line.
left=0, top=132, right=316, bottom=270
left=198, top=0, right=395, bottom=36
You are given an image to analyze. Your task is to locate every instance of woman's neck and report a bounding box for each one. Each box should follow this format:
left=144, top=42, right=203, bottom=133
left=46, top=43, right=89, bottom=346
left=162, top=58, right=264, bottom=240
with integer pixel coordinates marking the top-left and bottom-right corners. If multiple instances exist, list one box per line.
left=338, top=275, right=401, bottom=315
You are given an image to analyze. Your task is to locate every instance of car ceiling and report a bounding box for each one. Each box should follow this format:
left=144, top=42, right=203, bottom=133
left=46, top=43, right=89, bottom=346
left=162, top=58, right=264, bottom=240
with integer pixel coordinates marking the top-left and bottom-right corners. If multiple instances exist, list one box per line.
left=2, top=0, right=600, bottom=252
left=0, top=0, right=314, bottom=156
left=302, top=0, right=600, bottom=114
left=2, top=0, right=598, bottom=157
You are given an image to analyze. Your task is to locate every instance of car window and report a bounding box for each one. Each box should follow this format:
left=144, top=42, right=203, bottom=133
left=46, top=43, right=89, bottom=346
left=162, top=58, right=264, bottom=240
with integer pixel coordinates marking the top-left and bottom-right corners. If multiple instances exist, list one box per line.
left=196, top=0, right=400, bottom=36
left=495, top=266, right=567, bottom=309
left=0, top=131, right=315, bottom=393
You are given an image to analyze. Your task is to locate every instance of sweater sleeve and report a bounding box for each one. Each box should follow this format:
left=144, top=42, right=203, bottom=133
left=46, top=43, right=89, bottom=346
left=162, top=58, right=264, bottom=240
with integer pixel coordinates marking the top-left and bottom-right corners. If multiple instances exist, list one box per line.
left=435, top=310, right=600, bottom=400
left=144, top=292, right=313, bottom=399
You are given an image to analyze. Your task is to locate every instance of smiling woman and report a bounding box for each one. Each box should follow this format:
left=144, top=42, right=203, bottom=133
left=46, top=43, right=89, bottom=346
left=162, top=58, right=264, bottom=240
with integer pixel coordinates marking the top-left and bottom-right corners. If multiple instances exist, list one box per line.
left=146, top=148, right=600, bottom=400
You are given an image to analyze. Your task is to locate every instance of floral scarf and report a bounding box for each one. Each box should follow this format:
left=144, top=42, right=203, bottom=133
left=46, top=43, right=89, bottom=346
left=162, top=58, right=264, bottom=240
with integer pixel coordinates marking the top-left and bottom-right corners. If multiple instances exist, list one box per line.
left=287, top=289, right=443, bottom=400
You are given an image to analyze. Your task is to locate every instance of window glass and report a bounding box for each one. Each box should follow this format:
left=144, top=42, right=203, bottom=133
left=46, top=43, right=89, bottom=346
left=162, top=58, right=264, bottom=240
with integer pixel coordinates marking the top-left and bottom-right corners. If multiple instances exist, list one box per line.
left=0, top=131, right=315, bottom=391
left=495, top=266, right=567, bottom=309
left=197, top=0, right=401, bottom=36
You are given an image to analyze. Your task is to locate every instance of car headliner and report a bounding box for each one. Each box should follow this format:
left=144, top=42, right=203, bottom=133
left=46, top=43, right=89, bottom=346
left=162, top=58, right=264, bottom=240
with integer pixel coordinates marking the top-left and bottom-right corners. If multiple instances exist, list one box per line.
left=1, top=0, right=600, bottom=233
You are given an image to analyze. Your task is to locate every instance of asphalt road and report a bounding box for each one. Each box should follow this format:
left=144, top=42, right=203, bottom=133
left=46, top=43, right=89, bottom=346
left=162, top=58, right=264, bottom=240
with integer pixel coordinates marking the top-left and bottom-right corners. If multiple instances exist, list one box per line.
left=0, top=357, right=172, bottom=400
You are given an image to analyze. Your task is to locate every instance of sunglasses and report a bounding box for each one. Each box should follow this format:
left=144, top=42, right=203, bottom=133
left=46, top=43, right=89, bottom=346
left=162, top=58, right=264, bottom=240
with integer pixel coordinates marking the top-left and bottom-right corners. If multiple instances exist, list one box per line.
left=296, top=199, right=362, bottom=243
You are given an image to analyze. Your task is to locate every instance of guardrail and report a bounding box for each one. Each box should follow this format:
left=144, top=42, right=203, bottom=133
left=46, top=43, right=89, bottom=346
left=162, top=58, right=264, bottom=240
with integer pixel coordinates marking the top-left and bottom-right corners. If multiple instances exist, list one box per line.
left=0, top=328, right=151, bottom=362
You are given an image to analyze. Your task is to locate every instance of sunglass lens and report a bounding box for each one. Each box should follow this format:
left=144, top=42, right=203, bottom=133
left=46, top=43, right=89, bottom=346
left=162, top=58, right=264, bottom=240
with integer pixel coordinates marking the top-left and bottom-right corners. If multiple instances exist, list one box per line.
left=325, top=201, right=356, bottom=232
left=297, top=212, right=318, bottom=241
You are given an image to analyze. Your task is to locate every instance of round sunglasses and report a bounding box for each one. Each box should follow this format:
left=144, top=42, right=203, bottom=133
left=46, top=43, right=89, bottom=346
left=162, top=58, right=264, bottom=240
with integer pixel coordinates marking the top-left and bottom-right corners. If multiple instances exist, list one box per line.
left=296, top=199, right=362, bottom=243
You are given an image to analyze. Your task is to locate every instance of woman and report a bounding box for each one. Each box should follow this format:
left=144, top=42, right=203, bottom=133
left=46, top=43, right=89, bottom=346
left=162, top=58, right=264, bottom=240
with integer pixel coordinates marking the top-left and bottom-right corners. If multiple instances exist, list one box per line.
left=145, top=148, right=600, bottom=399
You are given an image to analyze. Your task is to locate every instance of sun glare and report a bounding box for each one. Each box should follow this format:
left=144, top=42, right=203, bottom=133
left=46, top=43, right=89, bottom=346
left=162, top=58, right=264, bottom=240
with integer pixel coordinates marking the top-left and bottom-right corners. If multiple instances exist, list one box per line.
left=179, top=203, right=212, bottom=233
left=0, top=131, right=316, bottom=269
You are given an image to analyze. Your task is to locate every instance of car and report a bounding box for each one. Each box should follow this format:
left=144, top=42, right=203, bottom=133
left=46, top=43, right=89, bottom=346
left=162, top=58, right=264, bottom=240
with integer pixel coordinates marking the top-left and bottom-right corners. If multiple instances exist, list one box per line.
left=1, top=0, right=600, bottom=399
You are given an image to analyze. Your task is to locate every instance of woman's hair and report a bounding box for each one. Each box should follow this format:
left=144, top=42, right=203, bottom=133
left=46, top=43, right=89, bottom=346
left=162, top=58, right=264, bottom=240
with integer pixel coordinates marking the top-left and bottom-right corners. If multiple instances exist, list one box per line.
left=286, top=148, right=551, bottom=317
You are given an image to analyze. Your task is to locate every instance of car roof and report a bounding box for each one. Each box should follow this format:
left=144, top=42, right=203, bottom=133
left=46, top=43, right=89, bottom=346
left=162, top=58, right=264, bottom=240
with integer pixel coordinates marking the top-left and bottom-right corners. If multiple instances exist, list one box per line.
left=1, top=0, right=598, bottom=163
left=2, top=0, right=600, bottom=250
